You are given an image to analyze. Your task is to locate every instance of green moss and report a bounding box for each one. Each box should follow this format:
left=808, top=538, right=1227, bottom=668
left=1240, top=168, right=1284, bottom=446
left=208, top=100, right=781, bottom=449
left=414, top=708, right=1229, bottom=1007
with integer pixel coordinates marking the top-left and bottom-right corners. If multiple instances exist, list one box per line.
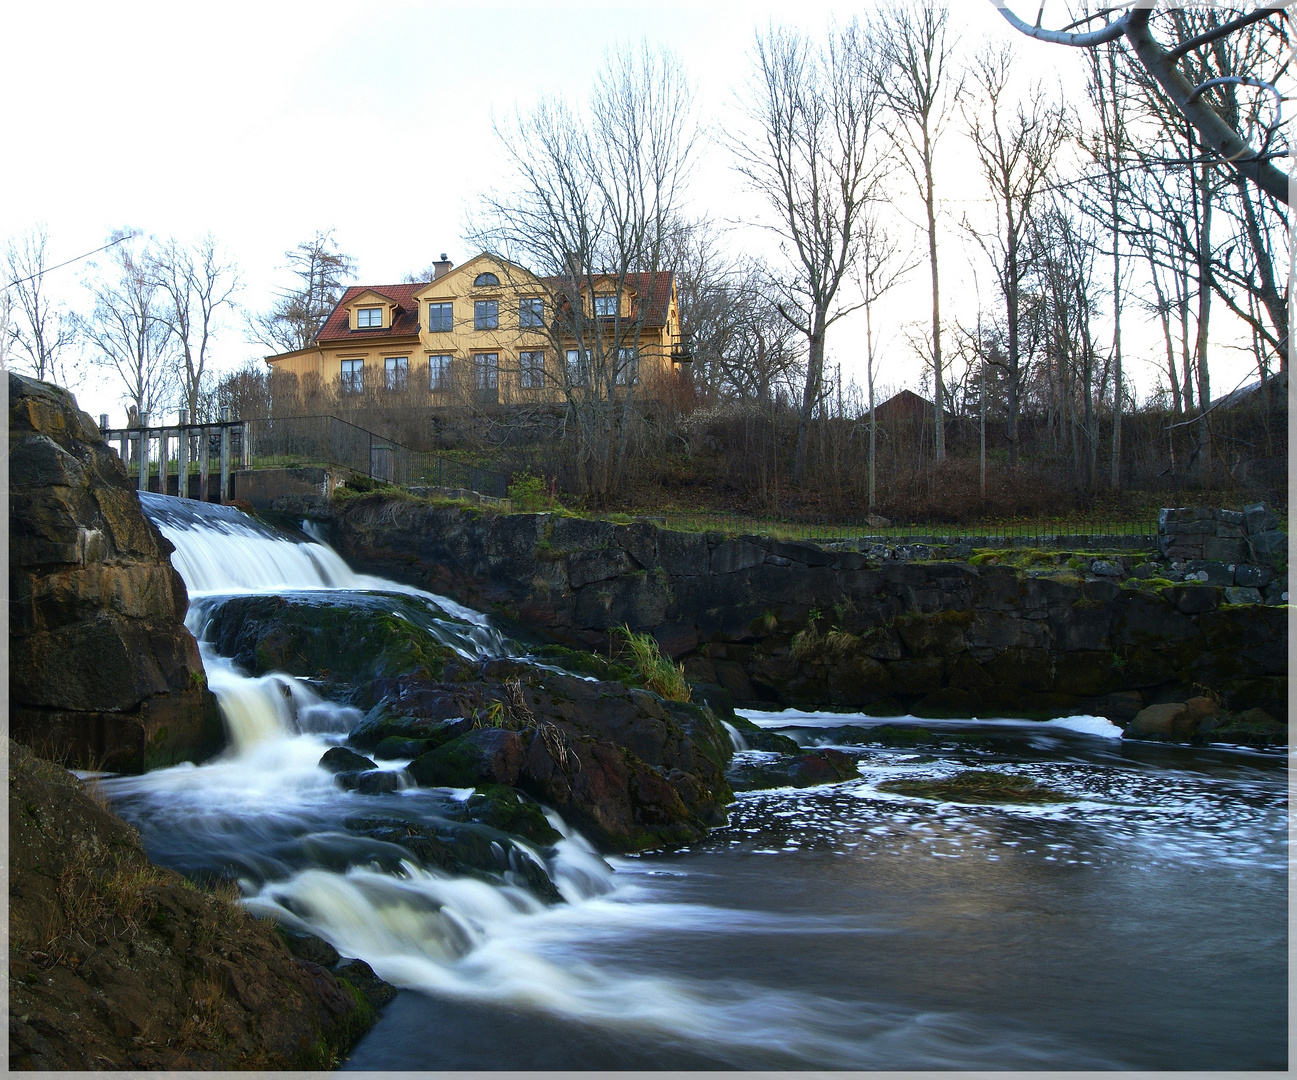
left=293, top=977, right=376, bottom=1070
left=876, top=769, right=1071, bottom=804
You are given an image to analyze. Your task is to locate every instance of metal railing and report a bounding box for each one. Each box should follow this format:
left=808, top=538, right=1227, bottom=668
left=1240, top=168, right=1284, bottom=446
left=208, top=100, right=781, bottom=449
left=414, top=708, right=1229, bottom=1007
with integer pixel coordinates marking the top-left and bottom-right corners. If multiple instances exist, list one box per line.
left=242, top=414, right=510, bottom=498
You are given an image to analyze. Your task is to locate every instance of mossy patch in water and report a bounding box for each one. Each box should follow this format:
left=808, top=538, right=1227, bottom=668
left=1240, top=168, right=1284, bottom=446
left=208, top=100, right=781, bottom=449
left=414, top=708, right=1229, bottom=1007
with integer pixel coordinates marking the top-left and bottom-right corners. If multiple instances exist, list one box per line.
left=876, top=769, right=1071, bottom=804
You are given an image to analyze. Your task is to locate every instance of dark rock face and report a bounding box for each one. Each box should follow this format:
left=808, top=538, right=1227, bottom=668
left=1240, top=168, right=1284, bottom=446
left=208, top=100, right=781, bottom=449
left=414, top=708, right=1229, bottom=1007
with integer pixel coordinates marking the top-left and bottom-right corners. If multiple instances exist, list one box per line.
left=329, top=500, right=1289, bottom=726
left=9, top=375, right=222, bottom=772
left=8, top=741, right=376, bottom=1069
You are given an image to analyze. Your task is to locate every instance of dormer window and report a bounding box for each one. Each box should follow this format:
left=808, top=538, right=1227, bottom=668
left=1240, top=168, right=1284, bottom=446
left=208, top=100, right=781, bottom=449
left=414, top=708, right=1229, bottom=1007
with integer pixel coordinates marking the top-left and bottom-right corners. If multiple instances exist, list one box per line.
left=594, top=295, right=618, bottom=318
left=474, top=272, right=500, bottom=287
left=357, top=306, right=383, bottom=328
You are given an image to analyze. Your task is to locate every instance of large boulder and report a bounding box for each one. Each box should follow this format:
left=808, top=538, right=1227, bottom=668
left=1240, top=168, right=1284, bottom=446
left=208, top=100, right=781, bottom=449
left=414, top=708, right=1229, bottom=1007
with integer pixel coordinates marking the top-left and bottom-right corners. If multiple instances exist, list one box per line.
left=8, top=741, right=375, bottom=1069
left=9, top=375, right=222, bottom=772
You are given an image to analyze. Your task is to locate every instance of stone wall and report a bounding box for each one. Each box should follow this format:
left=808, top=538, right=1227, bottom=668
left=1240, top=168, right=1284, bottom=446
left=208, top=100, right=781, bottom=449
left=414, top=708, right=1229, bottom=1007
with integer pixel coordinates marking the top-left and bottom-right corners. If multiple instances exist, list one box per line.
left=1158, top=504, right=1287, bottom=604
left=328, top=498, right=1288, bottom=724
left=9, top=375, right=223, bottom=772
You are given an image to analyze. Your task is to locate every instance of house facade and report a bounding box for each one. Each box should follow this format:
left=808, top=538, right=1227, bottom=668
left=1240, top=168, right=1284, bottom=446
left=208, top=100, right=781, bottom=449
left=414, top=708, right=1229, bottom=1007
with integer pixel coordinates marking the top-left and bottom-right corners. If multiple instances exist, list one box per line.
left=263, top=253, right=685, bottom=405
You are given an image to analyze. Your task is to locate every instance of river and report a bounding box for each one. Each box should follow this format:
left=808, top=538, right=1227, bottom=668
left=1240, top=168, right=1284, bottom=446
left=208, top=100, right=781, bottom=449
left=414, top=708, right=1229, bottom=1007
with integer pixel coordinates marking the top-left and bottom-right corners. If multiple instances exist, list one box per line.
left=99, top=494, right=1287, bottom=1070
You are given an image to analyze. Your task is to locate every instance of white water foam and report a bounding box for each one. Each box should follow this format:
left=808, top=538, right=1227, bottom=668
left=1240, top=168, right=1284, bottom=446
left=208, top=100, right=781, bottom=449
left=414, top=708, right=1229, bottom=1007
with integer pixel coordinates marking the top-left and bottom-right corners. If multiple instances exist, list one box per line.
left=739, top=707, right=1124, bottom=739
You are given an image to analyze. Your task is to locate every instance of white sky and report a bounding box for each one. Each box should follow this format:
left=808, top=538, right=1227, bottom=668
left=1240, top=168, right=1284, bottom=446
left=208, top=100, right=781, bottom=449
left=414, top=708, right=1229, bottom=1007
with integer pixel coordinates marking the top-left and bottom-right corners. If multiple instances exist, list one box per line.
left=0, top=0, right=1270, bottom=425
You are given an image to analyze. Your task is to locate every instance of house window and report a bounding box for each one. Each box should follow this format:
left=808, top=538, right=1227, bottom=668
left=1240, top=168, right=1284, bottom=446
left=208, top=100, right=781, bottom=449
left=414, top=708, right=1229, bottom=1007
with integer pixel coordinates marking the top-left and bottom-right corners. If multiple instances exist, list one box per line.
left=474, top=299, right=498, bottom=330
left=357, top=307, right=383, bottom=328
left=594, top=295, right=618, bottom=318
left=474, top=352, right=499, bottom=389
left=340, top=358, right=363, bottom=393
left=474, top=272, right=500, bottom=287
left=519, top=350, right=545, bottom=389
left=565, top=349, right=589, bottom=384
left=428, top=354, right=453, bottom=391
left=427, top=302, right=453, bottom=332
left=519, top=297, right=544, bottom=328
left=615, top=347, right=638, bottom=386
left=385, top=356, right=408, bottom=391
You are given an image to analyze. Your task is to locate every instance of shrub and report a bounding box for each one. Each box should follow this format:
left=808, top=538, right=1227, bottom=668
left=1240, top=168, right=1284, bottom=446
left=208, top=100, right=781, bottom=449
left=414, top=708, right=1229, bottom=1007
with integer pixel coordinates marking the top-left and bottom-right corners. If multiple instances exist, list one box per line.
left=508, top=471, right=550, bottom=512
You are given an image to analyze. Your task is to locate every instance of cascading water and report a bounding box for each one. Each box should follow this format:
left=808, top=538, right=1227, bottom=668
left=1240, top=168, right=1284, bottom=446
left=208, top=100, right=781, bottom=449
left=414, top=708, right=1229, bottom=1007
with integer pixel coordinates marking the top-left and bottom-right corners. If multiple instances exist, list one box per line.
left=96, top=494, right=1286, bottom=1070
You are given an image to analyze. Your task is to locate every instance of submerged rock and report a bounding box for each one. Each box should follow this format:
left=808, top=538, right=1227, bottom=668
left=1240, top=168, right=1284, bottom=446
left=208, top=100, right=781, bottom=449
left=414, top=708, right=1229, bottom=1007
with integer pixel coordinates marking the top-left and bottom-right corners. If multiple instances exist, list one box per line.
left=727, top=748, right=860, bottom=791
left=319, top=746, right=377, bottom=773
left=876, top=769, right=1070, bottom=804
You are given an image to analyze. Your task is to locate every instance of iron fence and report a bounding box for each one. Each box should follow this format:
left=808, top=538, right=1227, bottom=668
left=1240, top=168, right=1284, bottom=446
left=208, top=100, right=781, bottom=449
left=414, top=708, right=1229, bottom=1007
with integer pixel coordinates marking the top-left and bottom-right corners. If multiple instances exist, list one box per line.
left=639, top=510, right=1158, bottom=549
left=244, top=415, right=509, bottom=498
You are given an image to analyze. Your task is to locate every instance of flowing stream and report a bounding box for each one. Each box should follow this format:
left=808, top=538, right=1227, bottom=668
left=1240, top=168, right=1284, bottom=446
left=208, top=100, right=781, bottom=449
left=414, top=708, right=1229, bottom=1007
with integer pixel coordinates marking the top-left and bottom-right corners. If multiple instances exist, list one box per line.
left=97, top=493, right=1287, bottom=1070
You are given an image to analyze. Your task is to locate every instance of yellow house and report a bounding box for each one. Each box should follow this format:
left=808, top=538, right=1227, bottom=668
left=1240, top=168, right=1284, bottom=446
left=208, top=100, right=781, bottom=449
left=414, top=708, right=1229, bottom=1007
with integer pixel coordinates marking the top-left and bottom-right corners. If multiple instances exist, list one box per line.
left=263, top=253, right=686, bottom=405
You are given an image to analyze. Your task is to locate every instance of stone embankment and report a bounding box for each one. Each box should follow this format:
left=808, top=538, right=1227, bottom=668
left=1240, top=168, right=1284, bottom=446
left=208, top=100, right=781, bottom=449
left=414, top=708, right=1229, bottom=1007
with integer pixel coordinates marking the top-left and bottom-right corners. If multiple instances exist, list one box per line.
left=8, top=740, right=386, bottom=1070
left=326, top=496, right=1287, bottom=726
left=9, top=375, right=223, bottom=772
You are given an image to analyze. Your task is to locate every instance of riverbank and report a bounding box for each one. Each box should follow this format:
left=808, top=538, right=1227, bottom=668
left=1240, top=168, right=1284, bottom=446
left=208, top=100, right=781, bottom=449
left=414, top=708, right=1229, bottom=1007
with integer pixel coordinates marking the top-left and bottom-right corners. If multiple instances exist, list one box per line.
left=323, top=496, right=1288, bottom=727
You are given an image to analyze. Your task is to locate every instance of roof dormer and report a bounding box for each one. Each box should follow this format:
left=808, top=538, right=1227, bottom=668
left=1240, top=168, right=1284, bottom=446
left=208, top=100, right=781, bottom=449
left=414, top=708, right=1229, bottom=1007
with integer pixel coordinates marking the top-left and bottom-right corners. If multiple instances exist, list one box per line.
left=346, top=289, right=402, bottom=331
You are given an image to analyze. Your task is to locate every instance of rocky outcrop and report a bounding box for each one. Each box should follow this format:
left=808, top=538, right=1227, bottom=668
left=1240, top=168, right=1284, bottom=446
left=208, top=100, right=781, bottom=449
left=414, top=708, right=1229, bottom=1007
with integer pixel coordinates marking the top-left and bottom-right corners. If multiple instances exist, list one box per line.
left=199, top=589, right=735, bottom=852
left=327, top=499, right=1288, bottom=725
left=9, top=375, right=222, bottom=772
left=8, top=741, right=378, bottom=1069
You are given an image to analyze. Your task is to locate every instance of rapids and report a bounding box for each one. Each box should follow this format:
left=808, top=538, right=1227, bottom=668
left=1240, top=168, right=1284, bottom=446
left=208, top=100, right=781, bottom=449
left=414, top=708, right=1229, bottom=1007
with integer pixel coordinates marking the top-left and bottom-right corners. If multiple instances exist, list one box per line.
left=95, top=495, right=1286, bottom=1070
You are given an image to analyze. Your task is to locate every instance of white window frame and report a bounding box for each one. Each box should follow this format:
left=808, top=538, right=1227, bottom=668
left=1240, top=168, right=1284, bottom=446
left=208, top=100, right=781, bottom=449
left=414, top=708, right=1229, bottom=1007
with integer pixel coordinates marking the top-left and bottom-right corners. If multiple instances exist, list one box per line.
left=385, top=356, right=408, bottom=391
left=427, top=302, right=453, bottom=332
left=340, top=358, right=364, bottom=393
left=357, top=307, right=383, bottom=329
left=519, top=350, right=545, bottom=389
left=428, top=354, right=453, bottom=391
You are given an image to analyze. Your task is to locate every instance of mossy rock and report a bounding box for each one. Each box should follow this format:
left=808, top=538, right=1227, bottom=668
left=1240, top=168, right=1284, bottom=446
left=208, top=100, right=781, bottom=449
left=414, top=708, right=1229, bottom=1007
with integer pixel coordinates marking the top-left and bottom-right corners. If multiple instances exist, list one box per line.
left=865, top=725, right=940, bottom=748
left=451, top=784, right=562, bottom=847
left=348, top=705, right=469, bottom=753
left=876, top=769, right=1070, bottom=804
left=201, top=592, right=460, bottom=706
left=533, top=643, right=639, bottom=685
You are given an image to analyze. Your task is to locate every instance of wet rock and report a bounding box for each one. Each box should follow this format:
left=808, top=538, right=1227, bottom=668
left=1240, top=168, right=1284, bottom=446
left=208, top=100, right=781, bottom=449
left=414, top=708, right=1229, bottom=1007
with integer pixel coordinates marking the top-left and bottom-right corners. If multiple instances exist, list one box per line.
left=319, top=747, right=376, bottom=773
left=334, top=959, right=398, bottom=1011
left=8, top=374, right=222, bottom=773
left=727, top=748, right=859, bottom=791
left=335, top=770, right=402, bottom=794
left=407, top=728, right=525, bottom=788
left=1125, top=702, right=1188, bottom=741
left=1091, top=559, right=1122, bottom=577
left=343, top=812, right=563, bottom=903
left=1224, top=586, right=1263, bottom=606
left=450, top=785, right=562, bottom=846
left=347, top=703, right=471, bottom=753
left=371, top=735, right=438, bottom=760
left=199, top=592, right=460, bottom=708
left=876, top=769, right=1070, bottom=804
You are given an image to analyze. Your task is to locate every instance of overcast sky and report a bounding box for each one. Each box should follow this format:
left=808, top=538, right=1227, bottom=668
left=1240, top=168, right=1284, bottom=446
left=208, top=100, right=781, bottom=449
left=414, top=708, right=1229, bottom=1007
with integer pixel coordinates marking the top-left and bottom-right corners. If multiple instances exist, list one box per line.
left=1, top=0, right=1265, bottom=425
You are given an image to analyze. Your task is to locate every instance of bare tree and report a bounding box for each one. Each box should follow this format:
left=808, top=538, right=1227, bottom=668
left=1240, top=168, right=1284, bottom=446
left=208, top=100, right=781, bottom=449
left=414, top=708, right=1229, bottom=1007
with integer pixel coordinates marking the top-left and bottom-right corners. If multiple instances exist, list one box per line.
left=733, top=20, right=885, bottom=486
left=82, top=234, right=174, bottom=419
left=248, top=230, right=355, bottom=353
left=149, top=234, right=241, bottom=421
left=855, top=212, right=914, bottom=512
left=874, top=0, right=963, bottom=463
left=4, top=225, right=78, bottom=386
left=990, top=2, right=1290, bottom=205
left=963, top=43, right=1069, bottom=468
left=473, top=43, right=698, bottom=503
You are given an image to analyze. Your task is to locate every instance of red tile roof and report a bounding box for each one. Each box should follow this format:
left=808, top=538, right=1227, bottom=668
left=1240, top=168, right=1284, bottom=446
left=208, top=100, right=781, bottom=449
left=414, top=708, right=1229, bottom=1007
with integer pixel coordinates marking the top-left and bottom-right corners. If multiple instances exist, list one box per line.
left=542, top=271, right=675, bottom=328
left=316, top=283, right=426, bottom=343
left=312, top=270, right=674, bottom=345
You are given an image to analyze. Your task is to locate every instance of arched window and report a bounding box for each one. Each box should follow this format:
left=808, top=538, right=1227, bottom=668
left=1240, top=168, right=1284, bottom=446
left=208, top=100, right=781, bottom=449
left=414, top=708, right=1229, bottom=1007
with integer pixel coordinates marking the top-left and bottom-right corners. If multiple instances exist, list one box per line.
left=473, top=272, right=500, bottom=287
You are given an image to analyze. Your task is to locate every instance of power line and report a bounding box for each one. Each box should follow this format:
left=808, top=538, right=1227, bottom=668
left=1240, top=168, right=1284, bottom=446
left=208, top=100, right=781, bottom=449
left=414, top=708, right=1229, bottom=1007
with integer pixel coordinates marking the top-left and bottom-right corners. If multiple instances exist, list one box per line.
left=5, top=232, right=135, bottom=289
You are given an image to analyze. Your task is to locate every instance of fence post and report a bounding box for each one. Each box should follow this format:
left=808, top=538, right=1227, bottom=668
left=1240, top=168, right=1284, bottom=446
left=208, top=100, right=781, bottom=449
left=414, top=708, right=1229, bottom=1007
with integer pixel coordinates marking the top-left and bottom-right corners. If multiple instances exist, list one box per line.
left=242, top=421, right=251, bottom=468
left=178, top=410, right=189, bottom=498
left=159, top=427, right=170, bottom=497
left=220, top=408, right=231, bottom=502
left=137, top=416, right=149, bottom=494
left=199, top=426, right=210, bottom=501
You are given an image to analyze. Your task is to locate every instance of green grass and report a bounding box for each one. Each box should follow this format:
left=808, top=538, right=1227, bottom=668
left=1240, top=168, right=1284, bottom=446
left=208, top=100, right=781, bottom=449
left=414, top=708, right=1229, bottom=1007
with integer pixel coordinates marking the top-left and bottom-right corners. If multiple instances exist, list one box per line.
left=619, top=626, right=691, bottom=702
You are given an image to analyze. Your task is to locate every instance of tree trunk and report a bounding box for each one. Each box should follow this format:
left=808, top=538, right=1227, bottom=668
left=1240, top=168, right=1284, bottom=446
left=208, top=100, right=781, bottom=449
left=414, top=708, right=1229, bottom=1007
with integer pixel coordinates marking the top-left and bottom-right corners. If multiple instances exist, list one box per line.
left=1005, top=204, right=1021, bottom=468
left=926, top=147, right=944, bottom=463
left=793, top=315, right=826, bottom=486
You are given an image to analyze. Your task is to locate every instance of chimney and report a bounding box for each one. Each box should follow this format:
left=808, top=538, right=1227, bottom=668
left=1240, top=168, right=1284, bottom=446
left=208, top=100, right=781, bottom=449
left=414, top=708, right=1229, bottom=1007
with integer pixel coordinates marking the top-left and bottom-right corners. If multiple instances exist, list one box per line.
left=433, top=253, right=453, bottom=280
